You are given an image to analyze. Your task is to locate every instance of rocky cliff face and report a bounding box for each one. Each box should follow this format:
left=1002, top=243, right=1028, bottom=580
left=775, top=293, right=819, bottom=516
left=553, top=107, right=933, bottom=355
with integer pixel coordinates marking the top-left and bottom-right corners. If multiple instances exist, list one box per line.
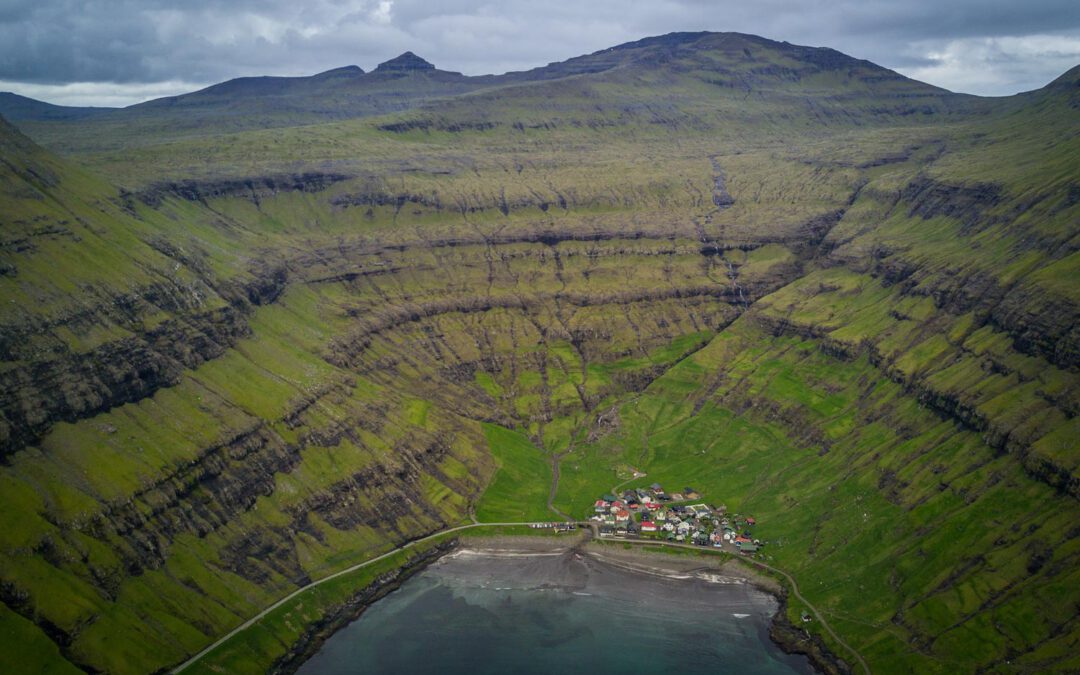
left=0, top=274, right=283, bottom=457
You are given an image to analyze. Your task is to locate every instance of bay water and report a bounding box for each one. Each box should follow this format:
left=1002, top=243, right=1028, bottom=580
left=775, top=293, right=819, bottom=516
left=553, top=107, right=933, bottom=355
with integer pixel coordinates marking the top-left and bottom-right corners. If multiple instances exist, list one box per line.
left=296, top=548, right=814, bottom=674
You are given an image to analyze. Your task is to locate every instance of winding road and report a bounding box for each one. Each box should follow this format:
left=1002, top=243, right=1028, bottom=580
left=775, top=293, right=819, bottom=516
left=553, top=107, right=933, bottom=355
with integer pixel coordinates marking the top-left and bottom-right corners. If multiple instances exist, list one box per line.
left=174, top=521, right=870, bottom=675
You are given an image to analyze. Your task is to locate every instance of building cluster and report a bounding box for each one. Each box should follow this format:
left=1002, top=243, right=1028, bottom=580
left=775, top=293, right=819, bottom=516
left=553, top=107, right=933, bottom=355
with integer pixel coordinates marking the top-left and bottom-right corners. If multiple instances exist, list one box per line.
left=589, top=483, right=763, bottom=555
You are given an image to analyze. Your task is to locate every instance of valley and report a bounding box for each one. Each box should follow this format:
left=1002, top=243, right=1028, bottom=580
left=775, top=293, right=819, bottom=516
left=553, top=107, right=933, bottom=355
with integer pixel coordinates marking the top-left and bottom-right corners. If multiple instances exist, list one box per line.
left=0, top=31, right=1077, bottom=674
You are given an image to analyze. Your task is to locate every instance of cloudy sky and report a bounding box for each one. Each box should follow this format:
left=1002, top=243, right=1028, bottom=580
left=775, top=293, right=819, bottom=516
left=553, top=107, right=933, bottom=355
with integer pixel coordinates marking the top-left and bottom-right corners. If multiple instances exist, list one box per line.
left=1, top=0, right=1078, bottom=106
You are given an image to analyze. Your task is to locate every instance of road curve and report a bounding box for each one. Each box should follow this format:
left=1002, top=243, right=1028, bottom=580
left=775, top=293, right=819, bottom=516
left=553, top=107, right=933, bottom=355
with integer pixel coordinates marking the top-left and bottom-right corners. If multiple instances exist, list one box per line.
left=171, top=521, right=539, bottom=673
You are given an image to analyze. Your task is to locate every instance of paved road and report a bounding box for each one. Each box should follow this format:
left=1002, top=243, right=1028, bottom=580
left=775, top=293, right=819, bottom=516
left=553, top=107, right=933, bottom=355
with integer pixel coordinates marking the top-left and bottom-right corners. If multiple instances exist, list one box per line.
left=171, top=521, right=542, bottom=674
left=598, top=537, right=871, bottom=675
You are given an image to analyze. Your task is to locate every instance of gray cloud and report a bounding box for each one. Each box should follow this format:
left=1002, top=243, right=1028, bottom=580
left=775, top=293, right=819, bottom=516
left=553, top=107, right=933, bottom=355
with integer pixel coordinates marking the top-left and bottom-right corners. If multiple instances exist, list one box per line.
left=1, top=0, right=1077, bottom=105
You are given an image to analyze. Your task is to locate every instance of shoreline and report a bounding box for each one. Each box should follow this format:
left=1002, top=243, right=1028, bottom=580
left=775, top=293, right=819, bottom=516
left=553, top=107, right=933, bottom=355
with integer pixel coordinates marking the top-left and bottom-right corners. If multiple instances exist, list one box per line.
left=281, top=533, right=852, bottom=675
left=581, top=542, right=853, bottom=675
left=270, top=540, right=457, bottom=675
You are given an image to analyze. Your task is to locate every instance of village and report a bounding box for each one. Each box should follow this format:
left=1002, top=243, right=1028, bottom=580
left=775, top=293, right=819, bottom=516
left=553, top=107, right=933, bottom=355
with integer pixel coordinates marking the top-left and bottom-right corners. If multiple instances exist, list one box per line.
left=586, top=482, right=764, bottom=554
left=527, top=482, right=766, bottom=557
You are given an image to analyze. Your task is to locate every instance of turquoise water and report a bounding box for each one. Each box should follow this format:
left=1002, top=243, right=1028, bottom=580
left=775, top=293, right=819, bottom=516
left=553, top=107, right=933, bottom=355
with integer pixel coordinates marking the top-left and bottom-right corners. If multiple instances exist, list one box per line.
left=296, top=549, right=814, bottom=675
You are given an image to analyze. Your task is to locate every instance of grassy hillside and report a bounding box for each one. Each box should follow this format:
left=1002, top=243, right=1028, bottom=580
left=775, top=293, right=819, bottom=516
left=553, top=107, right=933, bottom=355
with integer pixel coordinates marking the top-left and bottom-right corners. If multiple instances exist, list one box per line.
left=0, top=32, right=1076, bottom=674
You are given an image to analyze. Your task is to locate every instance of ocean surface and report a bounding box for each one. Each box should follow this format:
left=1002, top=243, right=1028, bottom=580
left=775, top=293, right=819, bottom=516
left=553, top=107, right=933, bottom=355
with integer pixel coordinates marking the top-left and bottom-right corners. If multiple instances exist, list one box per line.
left=296, top=548, right=815, bottom=675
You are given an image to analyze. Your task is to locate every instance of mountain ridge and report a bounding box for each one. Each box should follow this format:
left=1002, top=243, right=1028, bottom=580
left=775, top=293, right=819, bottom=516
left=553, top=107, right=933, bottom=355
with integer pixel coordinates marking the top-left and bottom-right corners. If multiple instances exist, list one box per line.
left=2, top=30, right=1012, bottom=189
left=5, top=30, right=1074, bottom=125
left=2, top=31, right=961, bottom=124
left=0, top=91, right=116, bottom=121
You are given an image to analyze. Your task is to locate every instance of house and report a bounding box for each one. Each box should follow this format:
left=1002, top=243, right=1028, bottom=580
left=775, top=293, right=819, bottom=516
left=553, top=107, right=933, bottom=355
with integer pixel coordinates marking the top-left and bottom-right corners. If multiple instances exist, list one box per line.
left=746, top=517, right=757, bottom=526
left=662, top=522, right=675, bottom=532
left=650, top=482, right=664, bottom=492
left=641, top=521, right=658, bottom=532
left=601, top=494, right=618, bottom=502
left=670, top=493, right=684, bottom=501
left=734, top=535, right=752, bottom=545
left=739, top=543, right=759, bottom=554
left=613, top=508, right=631, bottom=523
left=599, top=525, right=615, bottom=537
left=684, top=487, right=701, bottom=500
left=655, top=510, right=667, bottom=522
left=594, top=499, right=610, bottom=512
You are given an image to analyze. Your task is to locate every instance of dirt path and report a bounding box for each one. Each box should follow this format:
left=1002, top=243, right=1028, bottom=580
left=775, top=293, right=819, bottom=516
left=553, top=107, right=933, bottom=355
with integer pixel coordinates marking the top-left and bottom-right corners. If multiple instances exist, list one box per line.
left=546, top=451, right=574, bottom=521
left=171, top=521, right=543, bottom=674
left=610, top=472, right=646, bottom=497
left=544, top=405, right=599, bottom=522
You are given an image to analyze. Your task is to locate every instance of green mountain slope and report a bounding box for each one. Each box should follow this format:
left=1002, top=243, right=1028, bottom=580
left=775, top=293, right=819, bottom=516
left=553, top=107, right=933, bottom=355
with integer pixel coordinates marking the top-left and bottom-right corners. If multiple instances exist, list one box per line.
left=0, top=116, right=493, bottom=673
left=0, top=32, right=1077, bottom=674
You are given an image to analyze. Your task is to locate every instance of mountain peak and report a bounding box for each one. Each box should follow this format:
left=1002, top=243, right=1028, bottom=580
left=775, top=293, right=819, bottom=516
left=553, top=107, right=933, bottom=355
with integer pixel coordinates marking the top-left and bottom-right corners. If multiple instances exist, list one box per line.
left=375, top=52, right=436, bottom=73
